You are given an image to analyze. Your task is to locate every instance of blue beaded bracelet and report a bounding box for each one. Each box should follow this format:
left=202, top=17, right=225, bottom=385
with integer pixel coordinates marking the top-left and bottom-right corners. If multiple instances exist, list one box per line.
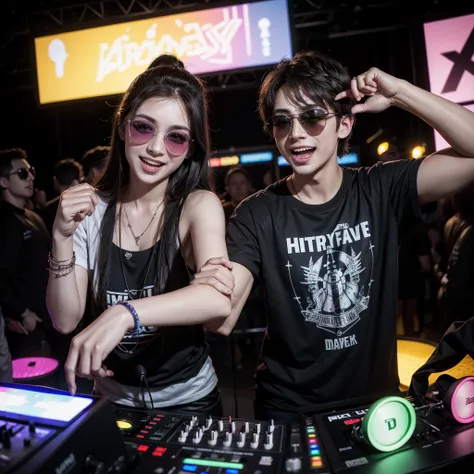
left=119, top=301, right=140, bottom=336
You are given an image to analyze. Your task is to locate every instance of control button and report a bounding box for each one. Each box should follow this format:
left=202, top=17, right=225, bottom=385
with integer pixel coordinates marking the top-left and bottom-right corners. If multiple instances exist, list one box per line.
left=259, top=456, right=273, bottom=466
left=237, top=432, right=246, bottom=448
left=285, top=457, right=302, bottom=472
left=250, top=432, right=259, bottom=449
left=268, top=419, right=275, bottom=433
left=255, top=423, right=261, bottom=434
left=218, top=420, right=224, bottom=432
left=84, top=454, right=105, bottom=474
left=182, top=465, right=197, bottom=472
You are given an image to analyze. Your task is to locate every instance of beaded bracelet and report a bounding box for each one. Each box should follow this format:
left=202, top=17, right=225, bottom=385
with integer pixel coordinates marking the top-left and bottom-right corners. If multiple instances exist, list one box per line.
left=118, top=301, right=141, bottom=337
left=48, top=251, right=76, bottom=279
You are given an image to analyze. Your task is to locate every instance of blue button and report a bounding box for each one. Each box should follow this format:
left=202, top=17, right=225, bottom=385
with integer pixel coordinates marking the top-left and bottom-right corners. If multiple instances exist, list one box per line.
left=182, top=466, right=198, bottom=472
left=310, top=449, right=320, bottom=455
left=226, top=470, right=239, bottom=474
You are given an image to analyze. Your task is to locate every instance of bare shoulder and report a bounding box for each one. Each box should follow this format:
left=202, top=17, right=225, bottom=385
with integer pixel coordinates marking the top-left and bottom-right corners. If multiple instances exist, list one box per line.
left=183, top=190, right=224, bottom=215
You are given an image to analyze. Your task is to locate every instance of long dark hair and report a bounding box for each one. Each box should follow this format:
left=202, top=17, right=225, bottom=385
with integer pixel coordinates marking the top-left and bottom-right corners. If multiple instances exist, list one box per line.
left=92, top=55, right=210, bottom=315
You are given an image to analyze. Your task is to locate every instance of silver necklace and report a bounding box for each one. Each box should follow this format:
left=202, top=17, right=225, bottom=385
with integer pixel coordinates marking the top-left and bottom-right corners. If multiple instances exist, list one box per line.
left=123, top=200, right=163, bottom=245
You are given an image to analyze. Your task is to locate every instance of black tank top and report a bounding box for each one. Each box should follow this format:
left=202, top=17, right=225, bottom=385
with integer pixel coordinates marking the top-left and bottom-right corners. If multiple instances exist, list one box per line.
left=104, top=241, right=208, bottom=387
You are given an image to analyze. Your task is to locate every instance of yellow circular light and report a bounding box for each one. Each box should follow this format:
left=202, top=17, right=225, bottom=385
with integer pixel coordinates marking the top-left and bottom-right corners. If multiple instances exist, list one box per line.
left=116, top=420, right=132, bottom=430
left=377, top=142, right=389, bottom=156
left=411, top=145, right=425, bottom=159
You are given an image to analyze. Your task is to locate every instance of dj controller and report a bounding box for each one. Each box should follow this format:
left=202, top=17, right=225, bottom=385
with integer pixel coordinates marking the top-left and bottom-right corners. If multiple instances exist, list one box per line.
left=2, top=381, right=474, bottom=473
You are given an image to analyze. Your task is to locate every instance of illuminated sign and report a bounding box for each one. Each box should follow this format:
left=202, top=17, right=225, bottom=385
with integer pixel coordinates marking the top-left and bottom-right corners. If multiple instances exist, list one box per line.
left=240, top=151, right=273, bottom=164
left=34, top=0, right=293, bottom=104
left=423, top=14, right=474, bottom=150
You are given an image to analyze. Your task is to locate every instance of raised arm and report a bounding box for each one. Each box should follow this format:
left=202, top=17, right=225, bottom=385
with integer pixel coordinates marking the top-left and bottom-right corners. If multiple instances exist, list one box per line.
left=336, top=68, right=474, bottom=204
left=46, top=183, right=98, bottom=334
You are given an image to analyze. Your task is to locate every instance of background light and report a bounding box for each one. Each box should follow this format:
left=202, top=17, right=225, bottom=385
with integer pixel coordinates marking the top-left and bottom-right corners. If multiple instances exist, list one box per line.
left=411, top=145, right=426, bottom=159
left=377, top=142, right=389, bottom=156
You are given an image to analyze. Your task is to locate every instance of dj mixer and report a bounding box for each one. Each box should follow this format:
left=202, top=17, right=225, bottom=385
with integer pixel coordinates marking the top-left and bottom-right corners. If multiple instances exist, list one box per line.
left=113, top=405, right=300, bottom=474
left=2, top=380, right=474, bottom=474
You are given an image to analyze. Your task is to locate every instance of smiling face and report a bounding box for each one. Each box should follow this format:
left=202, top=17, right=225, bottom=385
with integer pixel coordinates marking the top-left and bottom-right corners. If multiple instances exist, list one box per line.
left=272, top=86, right=353, bottom=177
left=123, top=96, right=192, bottom=187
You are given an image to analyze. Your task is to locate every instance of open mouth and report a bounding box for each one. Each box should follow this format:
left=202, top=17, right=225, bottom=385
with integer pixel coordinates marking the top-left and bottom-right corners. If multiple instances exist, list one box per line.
left=139, top=156, right=163, bottom=171
left=290, top=147, right=316, bottom=162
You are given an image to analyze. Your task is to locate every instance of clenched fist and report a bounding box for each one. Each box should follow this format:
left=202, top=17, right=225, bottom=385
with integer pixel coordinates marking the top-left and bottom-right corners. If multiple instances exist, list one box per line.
left=53, top=183, right=99, bottom=238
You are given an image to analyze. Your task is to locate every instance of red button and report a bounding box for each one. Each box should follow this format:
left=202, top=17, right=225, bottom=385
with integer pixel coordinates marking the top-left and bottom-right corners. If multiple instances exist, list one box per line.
left=154, top=447, right=167, bottom=453
left=140, top=430, right=149, bottom=434
left=138, top=445, right=149, bottom=452
left=145, top=425, right=152, bottom=429
left=136, top=434, right=144, bottom=439
left=149, top=421, right=156, bottom=425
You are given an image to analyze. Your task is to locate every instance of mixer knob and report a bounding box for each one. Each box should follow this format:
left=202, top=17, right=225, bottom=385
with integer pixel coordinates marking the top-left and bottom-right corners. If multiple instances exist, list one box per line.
left=205, top=417, right=212, bottom=429
left=218, top=420, right=224, bottom=432
left=192, top=430, right=202, bottom=444
left=231, top=421, right=236, bottom=433
left=268, top=419, right=275, bottom=433
left=223, top=431, right=232, bottom=447
left=190, top=416, right=198, bottom=427
left=84, top=454, right=106, bottom=474
left=250, top=432, right=259, bottom=449
left=178, top=430, right=187, bottom=443
left=208, top=430, right=218, bottom=446
left=285, top=457, right=302, bottom=472
left=237, top=432, right=246, bottom=448
left=264, top=433, right=273, bottom=450
left=184, top=424, right=190, bottom=433
left=255, top=423, right=261, bottom=434
left=244, top=421, right=250, bottom=433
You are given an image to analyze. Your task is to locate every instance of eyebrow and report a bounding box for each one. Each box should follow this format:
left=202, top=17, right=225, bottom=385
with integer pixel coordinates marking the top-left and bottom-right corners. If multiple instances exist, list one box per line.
left=134, top=113, right=191, bottom=132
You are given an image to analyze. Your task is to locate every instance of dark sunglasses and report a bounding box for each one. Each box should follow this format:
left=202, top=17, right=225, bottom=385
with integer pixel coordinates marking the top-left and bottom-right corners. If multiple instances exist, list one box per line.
left=127, top=118, right=193, bottom=156
left=8, top=167, right=35, bottom=180
left=267, top=109, right=339, bottom=139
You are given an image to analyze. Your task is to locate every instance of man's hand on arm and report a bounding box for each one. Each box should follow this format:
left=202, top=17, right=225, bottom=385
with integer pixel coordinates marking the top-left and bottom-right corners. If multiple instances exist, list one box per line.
left=191, top=258, right=254, bottom=335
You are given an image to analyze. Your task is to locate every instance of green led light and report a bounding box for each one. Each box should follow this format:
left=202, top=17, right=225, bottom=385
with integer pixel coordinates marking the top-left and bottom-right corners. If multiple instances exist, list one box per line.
left=182, top=459, right=243, bottom=469
left=362, top=396, right=416, bottom=452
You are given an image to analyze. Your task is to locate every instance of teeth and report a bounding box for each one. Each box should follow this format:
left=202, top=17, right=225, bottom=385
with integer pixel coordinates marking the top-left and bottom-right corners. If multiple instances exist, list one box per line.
left=141, top=158, right=161, bottom=167
left=293, top=147, right=314, bottom=153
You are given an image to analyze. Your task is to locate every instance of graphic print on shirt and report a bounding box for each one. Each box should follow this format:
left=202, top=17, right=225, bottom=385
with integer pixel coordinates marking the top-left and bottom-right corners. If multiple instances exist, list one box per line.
left=106, top=284, right=161, bottom=345
left=286, top=221, right=374, bottom=347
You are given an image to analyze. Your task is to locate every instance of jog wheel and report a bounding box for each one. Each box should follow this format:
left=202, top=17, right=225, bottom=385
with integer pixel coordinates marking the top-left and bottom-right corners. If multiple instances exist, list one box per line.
left=354, top=396, right=417, bottom=452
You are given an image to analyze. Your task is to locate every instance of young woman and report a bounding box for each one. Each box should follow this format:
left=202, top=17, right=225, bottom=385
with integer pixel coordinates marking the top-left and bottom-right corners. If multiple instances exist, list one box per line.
left=46, top=55, right=233, bottom=415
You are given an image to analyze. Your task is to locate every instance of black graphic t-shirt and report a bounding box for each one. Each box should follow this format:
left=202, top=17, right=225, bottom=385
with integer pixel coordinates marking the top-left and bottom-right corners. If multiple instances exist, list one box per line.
left=104, top=242, right=208, bottom=387
left=227, top=159, right=433, bottom=412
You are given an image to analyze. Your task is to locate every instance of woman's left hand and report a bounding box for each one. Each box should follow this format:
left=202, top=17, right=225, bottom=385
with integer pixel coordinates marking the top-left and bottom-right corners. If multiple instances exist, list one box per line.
left=65, top=305, right=132, bottom=395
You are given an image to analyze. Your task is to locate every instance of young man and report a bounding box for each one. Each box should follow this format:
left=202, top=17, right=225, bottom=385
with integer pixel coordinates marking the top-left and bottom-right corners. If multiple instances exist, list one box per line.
left=193, top=51, right=474, bottom=421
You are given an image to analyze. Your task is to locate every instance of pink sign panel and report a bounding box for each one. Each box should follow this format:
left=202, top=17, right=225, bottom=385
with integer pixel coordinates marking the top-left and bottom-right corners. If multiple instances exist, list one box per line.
left=423, top=14, right=474, bottom=104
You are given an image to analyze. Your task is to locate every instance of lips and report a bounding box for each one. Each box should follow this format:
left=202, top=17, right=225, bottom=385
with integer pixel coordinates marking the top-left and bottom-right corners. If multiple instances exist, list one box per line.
left=289, top=146, right=316, bottom=164
left=139, top=156, right=164, bottom=173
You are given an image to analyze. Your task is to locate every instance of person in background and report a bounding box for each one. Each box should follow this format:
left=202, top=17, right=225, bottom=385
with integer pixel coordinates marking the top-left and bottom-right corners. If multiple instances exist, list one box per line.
left=42, top=158, right=83, bottom=233
left=222, top=166, right=255, bottom=222
left=82, top=146, right=109, bottom=185
left=0, top=307, right=13, bottom=383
